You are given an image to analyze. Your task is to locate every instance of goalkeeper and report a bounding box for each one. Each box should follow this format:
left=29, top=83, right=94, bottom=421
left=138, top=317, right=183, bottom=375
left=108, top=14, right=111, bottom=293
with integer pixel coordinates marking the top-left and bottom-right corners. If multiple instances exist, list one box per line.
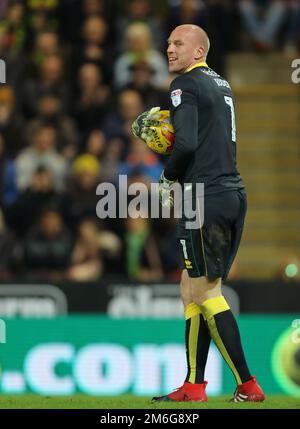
left=133, top=24, right=265, bottom=403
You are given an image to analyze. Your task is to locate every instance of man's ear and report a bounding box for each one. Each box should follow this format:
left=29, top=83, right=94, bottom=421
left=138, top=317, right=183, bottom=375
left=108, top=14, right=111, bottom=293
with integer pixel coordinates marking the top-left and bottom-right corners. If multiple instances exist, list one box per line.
left=195, top=46, right=204, bottom=60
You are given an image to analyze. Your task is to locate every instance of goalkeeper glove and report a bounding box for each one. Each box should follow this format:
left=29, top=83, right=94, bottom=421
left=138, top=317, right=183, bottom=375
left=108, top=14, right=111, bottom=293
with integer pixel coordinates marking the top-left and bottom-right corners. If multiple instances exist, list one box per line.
left=131, top=107, right=161, bottom=142
left=159, top=170, right=176, bottom=208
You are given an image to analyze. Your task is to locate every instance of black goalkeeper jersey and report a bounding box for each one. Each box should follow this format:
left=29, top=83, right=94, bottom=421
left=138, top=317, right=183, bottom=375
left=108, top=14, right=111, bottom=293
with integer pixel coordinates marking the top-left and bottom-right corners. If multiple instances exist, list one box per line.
left=164, top=62, right=245, bottom=195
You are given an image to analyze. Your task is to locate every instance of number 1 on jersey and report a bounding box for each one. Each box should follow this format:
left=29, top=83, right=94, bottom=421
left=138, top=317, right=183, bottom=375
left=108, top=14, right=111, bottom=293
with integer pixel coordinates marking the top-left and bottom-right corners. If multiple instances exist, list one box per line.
left=224, top=96, right=236, bottom=142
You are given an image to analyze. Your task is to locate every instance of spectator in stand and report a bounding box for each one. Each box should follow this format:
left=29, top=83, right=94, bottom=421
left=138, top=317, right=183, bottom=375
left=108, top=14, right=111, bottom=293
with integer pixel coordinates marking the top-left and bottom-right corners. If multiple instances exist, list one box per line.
left=124, top=60, right=170, bottom=110
left=0, top=85, right=24, bottom=158
left=0, top=208, right=19, bottom=280
left=119, top=136, right=163, bottom=183
left=206, top=0, right=238, bottom=74
left=22, top=55, right=69, bottom=118
left=81, top=0, right=116, bottom=44
left=63, top=154, right=101, bottom=230
left=100, top=137, right=124, bottom=184
left=124, top=208, right=163, bottom=281
left=85, top=129, right=107, bottom=159
left=114, top=22, right=169, bottom=89
left=59, top=0, right=114, bottom=45
left=0, top=133, right=17, bottom=206
left=97, top=218, right=123, bottom=273
left=67, top=218, right=103, bottom=281
left=72, top=15, right=112, bottom=83
left=27, top=94, right=79, bottom=159
left=30, top=30, right=61, bottom=71
left=16, top=122, right=67, bottom=192
left=0, top=2, right=26, bottom=51
left=116, top=0, right=164, bottom=51
left=102, top=89, right=144, bottom=149
left=73, top=63, right=110, bottom=138
left=0, top=1, right=26, bottom=87
left=67, top=217, right=123, bottom=281
left=6, top=166, right=63, bottom=238
left=26, top=0, right=60, bottom=47
left=23, top=207, right=73, bottom=281
left=165, top=0, right=208, bottom=37
left=82, top=0, right=110, bottom=17
left=238, top=0, right=287, bottom=51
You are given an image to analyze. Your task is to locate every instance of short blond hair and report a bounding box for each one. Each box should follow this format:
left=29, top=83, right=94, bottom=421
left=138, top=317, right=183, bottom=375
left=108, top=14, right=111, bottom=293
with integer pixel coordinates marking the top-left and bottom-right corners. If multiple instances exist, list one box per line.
left=125, top=22, right=153, bottom=49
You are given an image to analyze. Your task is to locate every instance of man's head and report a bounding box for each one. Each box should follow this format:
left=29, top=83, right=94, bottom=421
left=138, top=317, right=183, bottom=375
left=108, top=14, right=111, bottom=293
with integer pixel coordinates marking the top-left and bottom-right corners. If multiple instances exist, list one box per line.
left=82, top=15, right=107, bottom=45
left=78, top=63, right=102, bottom=90
left=125, top=22, right=153, bottom=52
left=35, top=31, right=59, bottom=56
left=72, top=154, right=100, bottom=190
left=40, top=55, right=64, bottom=84
left=31, top=166, right=54, bottom=193
left=38, top=95, right=61, bottom=119
left=130, top=60, right=155, bottom=88
left=32, top=124, right=57, bottom=153
left=83, top=0, right=105, bottom=16
left=118, top=89, right=143, bottom=121
left=39, top=208, right=64, bottom=238
left=167, top=24, right=210, bottom=74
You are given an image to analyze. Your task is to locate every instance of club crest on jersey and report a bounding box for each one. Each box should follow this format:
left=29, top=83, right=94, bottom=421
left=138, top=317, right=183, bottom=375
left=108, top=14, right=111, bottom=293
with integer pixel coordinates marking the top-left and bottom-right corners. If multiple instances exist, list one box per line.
left=171, top=89, right=182, bottom=107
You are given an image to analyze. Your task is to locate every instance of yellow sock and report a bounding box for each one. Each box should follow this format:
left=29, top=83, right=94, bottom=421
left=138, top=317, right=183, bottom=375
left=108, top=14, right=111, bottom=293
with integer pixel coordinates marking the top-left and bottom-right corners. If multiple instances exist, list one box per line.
left=185, top=302, right=201, bottom=320
left=200, top=296, right=229, bottom=320
left=184, top=303, right=210, bottom=384
left=200, top=296, right=244, bottom=385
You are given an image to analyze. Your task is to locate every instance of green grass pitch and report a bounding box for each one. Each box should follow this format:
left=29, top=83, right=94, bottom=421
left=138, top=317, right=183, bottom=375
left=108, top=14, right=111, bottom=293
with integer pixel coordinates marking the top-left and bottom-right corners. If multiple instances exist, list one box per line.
left=0, top=394, right=299, bottom=409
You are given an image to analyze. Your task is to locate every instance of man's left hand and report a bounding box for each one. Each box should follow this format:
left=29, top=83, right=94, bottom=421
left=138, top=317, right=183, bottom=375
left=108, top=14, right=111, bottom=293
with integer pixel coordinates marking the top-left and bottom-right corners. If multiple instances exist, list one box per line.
left=159, top=171, right=176, bottom=208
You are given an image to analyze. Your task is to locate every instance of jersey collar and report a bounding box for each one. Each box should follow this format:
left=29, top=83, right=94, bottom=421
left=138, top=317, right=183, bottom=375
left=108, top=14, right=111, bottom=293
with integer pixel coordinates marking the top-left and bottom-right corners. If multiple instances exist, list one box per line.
left=185, top=62, right=208, bottom=73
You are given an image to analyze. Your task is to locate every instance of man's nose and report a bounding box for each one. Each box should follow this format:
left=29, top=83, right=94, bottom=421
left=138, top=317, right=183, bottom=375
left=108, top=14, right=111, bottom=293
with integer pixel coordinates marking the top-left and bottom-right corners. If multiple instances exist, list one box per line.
left=167, top=44, right=174, bottom=54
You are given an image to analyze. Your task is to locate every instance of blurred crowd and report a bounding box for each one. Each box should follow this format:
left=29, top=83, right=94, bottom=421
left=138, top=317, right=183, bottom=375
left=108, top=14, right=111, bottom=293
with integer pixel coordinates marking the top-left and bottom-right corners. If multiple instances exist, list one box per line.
left=0, top=0, right=299, bottom=283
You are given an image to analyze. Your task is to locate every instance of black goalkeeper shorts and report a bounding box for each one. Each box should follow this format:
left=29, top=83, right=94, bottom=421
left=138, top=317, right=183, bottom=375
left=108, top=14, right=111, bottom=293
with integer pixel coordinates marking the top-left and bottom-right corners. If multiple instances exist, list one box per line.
left=177, top=189, right=247, bottom=280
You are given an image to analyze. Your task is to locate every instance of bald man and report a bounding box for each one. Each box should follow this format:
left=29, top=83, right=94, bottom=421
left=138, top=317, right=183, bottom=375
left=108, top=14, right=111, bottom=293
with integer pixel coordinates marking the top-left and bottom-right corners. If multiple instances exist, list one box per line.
left=152, top=25, right=265, bottom=403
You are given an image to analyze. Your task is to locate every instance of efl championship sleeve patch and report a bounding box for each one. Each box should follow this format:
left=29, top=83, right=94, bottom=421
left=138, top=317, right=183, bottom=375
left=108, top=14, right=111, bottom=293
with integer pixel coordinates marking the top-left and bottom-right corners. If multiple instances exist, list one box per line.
left=171, top=89, right=182, bottom=107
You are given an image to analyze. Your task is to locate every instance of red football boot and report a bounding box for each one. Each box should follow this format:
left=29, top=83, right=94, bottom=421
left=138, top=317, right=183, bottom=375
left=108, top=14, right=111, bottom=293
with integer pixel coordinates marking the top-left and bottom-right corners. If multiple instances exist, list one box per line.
left=231, top=376, right=265, bottom=402
left=152, top=381, right=208, bottom=402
